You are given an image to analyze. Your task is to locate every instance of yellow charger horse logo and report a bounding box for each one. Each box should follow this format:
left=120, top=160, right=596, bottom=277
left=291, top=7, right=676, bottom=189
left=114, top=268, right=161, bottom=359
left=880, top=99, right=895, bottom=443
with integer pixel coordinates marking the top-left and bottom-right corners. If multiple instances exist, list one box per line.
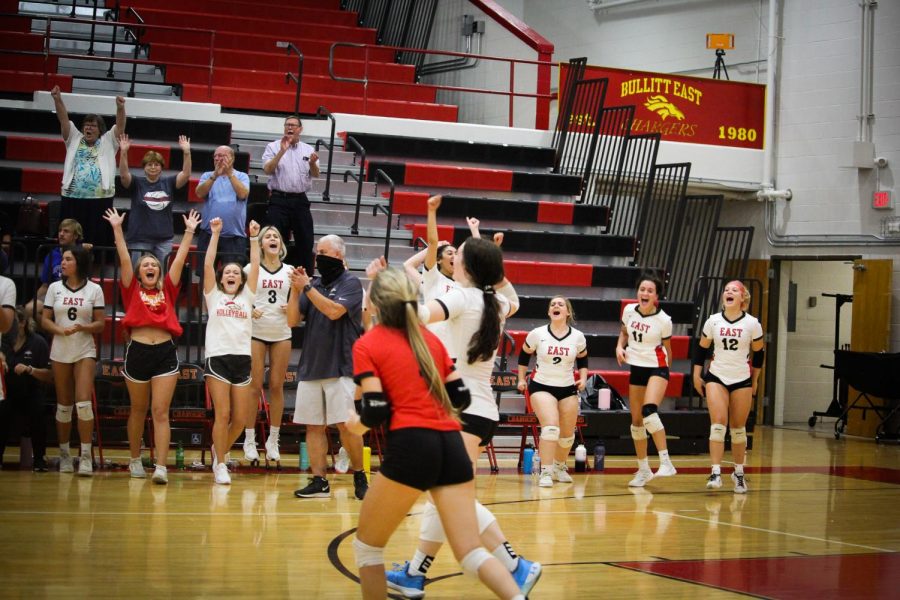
left=643, top=95, right=685, bottom=121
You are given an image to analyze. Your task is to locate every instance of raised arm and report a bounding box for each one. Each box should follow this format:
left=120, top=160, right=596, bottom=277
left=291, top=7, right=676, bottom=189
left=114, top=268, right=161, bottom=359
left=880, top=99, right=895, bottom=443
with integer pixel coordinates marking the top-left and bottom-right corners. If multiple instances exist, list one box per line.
left=50, top=85, right=71, bottom=140
left=423, top=195, right=442, bottom=270
left=246, top=220, right=261, bottom=294
left=176, top=135, right=192, bottom=189
left=118, top=134, right=132, bottom=189
left=203, top=218, right=222, bottom=294
left=402, top=247, right=428, bottom=285
left=114, top=95, right=126, bottom=135
left=103, top=208, right=132, bottom=287
left=169, top=210, right=200, bottom=287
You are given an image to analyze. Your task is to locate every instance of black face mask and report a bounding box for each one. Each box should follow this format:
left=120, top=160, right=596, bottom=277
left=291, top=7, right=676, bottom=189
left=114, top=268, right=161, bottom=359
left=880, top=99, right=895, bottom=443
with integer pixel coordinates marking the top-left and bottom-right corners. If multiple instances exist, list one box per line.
left=316, top=254, right=345, bottom=285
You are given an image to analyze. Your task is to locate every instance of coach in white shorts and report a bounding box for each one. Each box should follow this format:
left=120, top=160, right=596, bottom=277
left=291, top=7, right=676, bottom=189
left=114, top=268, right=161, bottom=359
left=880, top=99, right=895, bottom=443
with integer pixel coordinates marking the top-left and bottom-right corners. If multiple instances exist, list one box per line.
left=287, top=235, right=368, bottom=500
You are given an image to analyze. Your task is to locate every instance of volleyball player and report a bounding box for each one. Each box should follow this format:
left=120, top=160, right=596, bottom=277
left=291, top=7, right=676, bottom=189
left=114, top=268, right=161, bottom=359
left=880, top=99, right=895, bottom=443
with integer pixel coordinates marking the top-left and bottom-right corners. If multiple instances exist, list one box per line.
left=616, top=275, right=677, bottom=487
left=379, top=236, right=542, bottom=599
left=105, top=207, right=201, bottom=483
left=693, top=280, right=764, bottom=494
left=242, top=225, right=293, bottom=467
left=203, top=217, right=260, bottom=485
left=517, top=296, right=588, bottom=487
left=347, top=267, right=524, bottom=600
left=42, top=245, right=105, bottom=476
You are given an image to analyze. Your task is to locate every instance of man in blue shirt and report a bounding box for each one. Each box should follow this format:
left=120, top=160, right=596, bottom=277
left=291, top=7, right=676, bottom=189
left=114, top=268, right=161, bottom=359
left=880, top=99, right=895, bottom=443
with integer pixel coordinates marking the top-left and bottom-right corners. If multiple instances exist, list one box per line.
left=195, top=145, right=250, bottom=276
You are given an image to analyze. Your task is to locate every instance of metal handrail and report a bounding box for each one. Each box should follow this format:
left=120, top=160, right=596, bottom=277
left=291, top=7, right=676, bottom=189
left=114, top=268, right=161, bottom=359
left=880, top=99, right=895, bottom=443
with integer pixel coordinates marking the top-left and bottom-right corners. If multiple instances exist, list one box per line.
left=412, top=236, right=427, bottom=251
left=313, top=105, right=335, bottom=202
left=328, top=41, right=557, bottom=128
left=371, top=169, right=394, bottom=261
left=277, top=41, right=303, bottom=115
left=343, top=135, right=366, bottom=235
left=11, top=13, right=216, bottom=100
left=124, top=7, right=145, bottom=97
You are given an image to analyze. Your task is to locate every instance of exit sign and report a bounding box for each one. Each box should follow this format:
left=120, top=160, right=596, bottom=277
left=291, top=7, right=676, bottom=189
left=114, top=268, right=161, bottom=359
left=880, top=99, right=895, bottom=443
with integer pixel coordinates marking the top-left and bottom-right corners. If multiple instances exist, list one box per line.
left=873, top=191, right=893, bottom=210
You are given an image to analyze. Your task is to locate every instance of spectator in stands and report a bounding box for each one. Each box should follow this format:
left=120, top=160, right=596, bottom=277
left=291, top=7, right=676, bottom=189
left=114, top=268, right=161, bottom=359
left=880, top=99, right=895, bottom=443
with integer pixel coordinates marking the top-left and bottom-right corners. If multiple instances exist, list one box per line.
left=375, top=237, right=541, bottom=599
left=262, top=115, right=319, bottom=273
left=41, top=245, right=105, bottom=476
left=242, top=225, right=293, bottom=467
left=693, top=280, right=764, bottom=494
left=203, top=217, right=260, bottom=486
left=287, top=234, right=367, bottom=501
left=516, top=296, right=588, bottom=487
left=25, top=220, right=92, bottom=325
left=118, top=134, right=193, bottom=265
left=104, top=207, right=201, bottom=484
left=195, top=146, right=250, bottom=277
left=50, top=85, right=125, bottom=248
left=345, top=267, right=522, bottom=600
left=615, top=274, right=677, bottom=487
left=0, top=307, right=52, bottom=471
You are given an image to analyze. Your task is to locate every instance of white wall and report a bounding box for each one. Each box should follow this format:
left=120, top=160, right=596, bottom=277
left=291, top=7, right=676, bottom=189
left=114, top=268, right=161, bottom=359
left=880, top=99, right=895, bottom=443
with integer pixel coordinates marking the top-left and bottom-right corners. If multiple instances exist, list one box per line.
left=780, top=261, right=853, bottom=424
left=488, top=0, right=899, bottom=354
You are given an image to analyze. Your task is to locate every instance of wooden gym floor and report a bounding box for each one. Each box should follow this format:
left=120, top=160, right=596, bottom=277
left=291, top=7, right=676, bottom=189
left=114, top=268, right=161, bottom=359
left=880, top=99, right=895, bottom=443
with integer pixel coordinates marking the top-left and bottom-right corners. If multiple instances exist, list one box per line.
left=0, top=425, right=898, bottom=599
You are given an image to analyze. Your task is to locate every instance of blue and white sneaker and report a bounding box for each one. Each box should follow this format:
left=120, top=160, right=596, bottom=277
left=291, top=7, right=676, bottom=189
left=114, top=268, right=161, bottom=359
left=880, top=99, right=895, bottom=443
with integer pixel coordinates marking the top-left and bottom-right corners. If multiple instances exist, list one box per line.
left=385, top=561, right=425, bottom=599
left=512, top=556, right=542, bottom=597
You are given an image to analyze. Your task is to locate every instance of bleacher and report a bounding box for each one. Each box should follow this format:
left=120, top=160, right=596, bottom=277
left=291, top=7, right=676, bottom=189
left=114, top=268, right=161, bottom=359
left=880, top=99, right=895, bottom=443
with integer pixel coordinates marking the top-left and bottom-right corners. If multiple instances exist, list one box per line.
left=0, top=0, right=759, bottom=467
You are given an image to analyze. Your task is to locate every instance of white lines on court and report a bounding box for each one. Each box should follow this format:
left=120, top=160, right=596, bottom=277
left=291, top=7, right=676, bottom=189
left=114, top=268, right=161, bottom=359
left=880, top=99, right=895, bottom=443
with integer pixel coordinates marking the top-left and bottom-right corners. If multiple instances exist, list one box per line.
left=661, top=510, right=896, bottom=553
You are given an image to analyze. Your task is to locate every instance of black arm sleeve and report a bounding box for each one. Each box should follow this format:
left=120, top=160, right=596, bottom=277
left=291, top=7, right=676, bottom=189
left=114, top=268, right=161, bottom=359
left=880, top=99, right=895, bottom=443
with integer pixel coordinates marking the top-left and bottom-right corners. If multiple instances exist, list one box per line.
left=751, top=349, right=765, bottom=368
left=692, top=340, right=710, bottom=366
left=445, top=378, right=471, bottom=411
left=576, top=355, right=588, bottom=369
left=360, top=391, right=391, bottom=428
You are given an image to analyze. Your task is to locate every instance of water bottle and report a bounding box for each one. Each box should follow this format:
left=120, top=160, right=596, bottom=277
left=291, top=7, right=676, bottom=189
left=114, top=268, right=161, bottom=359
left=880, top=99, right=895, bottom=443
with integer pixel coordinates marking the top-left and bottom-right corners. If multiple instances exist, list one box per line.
left=598, top=388, right=612, bottom=410
left=593, top=441, right=606, bottom=471
left=175, top=442, right=185, bottom=470
left=362, top=446, right=372, bottom=482
left=522, top=445, right=535, bottom=474
left=531, top=452, right=541, bottom=481
left=574, top=444, right=587, bottom=473
left=299, top=441, right=309, bottom=471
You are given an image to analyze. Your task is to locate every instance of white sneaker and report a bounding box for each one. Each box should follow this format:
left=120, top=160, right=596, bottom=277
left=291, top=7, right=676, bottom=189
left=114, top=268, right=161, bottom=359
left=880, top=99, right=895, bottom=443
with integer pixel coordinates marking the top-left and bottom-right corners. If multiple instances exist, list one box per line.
left=552, top=462, right=573, bottom=483
left=655, top=462, right=677, bottom=477
left=628, top=469, right=654, bottom=487
left=214, top=463, right=231, bottom=485
left=129, top=458, right=146, bottom=479
left=77, top=455, right=93, bottom=477
left=706, top=473, right=723, bottom=489
left=334, top=446, right=350, bottom=474
left=265, top=435, right=281, bottom=462
left=59, top=452, right=74, bottom=473
left=538, top=469, right=554, bottom=487
left=152, top=465, right=168, bottom=485
left=243, top=440, right=259, bottom=462
left=731, top=472, right=748, bottom=494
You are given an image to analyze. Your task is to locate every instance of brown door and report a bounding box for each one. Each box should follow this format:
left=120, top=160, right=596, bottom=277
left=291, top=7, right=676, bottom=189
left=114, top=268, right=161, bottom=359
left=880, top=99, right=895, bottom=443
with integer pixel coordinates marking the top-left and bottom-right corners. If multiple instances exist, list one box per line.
left=847, top=259, right=893, bottom=437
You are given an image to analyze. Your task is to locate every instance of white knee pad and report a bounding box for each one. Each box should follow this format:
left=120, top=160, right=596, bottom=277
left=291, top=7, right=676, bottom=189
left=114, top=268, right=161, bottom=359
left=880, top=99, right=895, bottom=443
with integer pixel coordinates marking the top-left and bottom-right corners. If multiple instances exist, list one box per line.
left=643, top=412, right=664, bottom=434
left=710, top=423, right=727, bottom=443
left=459, top=547, right=493, bottom=578
left=540, top=425, right=560, bottom=442
left=75, top=401, right=93, bottom=421
left=475, top=500, right=497, bottom=534
left=56, top=404, right=73, bottom=423
left=352, top=537, right=385, bottom=568
left=731, top=427, right=747, bottom=445
left=630, top=424, right=647, bottom=440
left=419, top=501, right=447, bottom=543
left=558, top=435, right=575, bottom=450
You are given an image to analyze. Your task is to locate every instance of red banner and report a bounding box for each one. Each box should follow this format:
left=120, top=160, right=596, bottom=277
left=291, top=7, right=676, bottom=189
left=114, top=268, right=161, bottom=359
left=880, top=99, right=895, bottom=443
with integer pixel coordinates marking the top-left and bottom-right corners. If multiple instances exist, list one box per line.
left=559, top=63, right=765, bottom=150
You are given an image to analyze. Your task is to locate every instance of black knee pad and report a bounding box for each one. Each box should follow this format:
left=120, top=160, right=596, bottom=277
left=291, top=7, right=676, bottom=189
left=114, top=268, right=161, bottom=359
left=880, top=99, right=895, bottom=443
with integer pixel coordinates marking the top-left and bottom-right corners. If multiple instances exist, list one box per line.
left=641, top=404, right=658, bottom=418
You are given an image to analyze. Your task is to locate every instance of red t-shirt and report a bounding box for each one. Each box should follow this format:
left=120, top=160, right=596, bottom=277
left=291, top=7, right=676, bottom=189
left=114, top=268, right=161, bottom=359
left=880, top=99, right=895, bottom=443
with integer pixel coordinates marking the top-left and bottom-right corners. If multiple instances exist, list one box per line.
left=353, top=324, right=460, bottom=432
left=120, top=275, right=182, bottom=338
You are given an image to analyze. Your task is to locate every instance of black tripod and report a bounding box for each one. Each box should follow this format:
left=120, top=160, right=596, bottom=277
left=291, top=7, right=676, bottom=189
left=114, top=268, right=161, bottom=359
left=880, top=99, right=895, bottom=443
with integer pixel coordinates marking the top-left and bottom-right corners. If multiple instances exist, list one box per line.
left=712, top=49, right=730, bottom=80
left=809, top=293, right=853, bottom=428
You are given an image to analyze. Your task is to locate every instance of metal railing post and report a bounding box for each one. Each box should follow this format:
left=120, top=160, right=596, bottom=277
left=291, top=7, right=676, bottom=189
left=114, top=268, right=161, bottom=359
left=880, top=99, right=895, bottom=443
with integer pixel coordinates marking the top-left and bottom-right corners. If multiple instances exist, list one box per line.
left=314, top=106, right=335, bottom=202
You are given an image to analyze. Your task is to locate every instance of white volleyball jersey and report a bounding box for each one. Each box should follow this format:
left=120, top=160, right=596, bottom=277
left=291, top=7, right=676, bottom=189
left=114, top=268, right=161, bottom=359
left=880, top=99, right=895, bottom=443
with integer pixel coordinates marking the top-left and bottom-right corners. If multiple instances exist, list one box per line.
left=525, top=324, right=587, bottom=387
left=436, top=286, right=511, bottom=421
left=46, top=279, right=105, bottom=363
left=420, top=265, right=458, bottom=346
left=621, top=303, right=672, bottom=368
left=245, top=262, right=293, bottom=342
left=702, top=311, right=764, bottom=384
left=204, top=286, right=254, bottom=358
